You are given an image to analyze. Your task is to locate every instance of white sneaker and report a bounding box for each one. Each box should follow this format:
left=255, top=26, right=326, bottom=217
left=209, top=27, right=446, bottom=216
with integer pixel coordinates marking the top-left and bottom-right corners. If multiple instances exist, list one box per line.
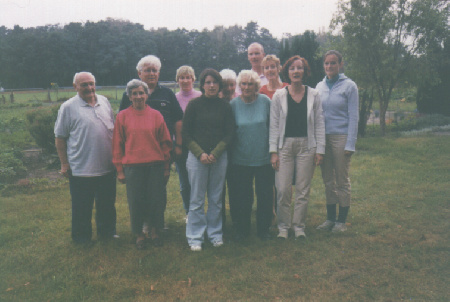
left=295, top=229, right=306, bottom=239
left=142, top=223, right=149, bottom=235
left=277, top=230, right=288, bottom=239
left=212, top=240, right=223, bottom=247
left=190, top=245, right=202, bottom=251
left=316, top=220, right=335, bottom=231
left=332, top=222, right=348, bottom=233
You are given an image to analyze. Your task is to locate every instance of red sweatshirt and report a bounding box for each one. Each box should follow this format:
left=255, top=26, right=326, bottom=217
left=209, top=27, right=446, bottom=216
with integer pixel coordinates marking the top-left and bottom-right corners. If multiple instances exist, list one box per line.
left=112, top=105, right=172, bottom=173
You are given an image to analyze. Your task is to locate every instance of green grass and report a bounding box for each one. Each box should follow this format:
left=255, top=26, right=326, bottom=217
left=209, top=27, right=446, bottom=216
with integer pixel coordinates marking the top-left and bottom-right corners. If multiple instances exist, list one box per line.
left=1, top=135, right=449, bottom=301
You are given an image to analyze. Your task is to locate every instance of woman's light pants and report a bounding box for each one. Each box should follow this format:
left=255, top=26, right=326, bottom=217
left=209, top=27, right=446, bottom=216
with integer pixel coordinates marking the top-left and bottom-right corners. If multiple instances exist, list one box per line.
left=276, top=138, right=316, bottom=233
left=321, top=134, right=351, bottom=207
left=186, top=151, right=227, bottom=247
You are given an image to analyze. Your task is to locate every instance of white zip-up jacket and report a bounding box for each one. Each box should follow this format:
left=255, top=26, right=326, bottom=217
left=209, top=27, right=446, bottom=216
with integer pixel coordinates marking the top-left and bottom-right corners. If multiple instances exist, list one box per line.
left=269, top=86, right=325, bottom=154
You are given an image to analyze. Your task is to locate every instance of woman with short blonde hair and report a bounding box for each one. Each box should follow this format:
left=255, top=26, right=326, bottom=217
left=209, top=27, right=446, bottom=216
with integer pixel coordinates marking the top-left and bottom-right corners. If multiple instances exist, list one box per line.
left=260, top=54, right=288, bottom=99
left=174, top=65, right=202, bottom=219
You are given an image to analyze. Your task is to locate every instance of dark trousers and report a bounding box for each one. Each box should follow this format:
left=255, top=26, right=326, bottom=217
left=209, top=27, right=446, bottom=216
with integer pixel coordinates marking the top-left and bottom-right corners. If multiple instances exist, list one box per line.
left=228, top=164, right=274, bottom=236
left=69, top=171, right=117, bottom=243
left=124, top=164, right=165, bottom=235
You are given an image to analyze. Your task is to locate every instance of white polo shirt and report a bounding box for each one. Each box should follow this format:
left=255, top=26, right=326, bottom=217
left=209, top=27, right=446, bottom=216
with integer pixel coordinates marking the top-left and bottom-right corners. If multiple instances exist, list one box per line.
left=54, top=94, right=115, bottom=176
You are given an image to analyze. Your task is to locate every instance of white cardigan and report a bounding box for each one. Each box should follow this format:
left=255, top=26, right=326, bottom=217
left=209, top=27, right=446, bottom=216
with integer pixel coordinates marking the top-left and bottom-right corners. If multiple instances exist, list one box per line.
left=269, top=86, right=325, bottom=154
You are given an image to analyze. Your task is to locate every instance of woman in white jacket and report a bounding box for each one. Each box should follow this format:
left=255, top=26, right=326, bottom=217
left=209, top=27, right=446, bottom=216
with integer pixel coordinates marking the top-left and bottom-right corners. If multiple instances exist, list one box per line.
left=269, top=55, right=325, bottom=240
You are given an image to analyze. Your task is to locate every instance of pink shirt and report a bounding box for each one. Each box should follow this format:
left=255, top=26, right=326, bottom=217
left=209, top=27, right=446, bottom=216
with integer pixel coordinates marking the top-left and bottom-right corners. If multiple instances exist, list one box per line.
left=112, top=105, right=172, bottom=172
left=175, top=89, right=202, bottom=112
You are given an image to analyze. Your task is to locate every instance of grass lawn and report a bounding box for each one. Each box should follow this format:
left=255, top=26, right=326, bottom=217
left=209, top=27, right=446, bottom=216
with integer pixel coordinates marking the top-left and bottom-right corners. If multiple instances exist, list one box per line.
left=1, top=134, right=449, bottom=301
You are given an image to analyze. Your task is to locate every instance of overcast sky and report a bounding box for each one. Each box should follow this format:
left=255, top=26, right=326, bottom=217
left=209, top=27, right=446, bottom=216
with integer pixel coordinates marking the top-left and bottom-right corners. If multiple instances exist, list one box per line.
left=0, top=0, right=338, bottom=39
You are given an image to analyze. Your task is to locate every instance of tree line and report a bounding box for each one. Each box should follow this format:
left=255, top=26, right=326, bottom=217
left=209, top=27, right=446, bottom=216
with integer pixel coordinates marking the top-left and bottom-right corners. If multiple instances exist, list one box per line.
left=0, top=19, right=326, bottom=89
left=1, top=0, right=448, bottom=135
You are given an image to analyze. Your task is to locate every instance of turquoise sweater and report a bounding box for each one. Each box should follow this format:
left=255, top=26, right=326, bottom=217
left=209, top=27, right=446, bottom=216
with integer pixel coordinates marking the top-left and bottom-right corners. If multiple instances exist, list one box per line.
left=230, top=94, right=271, bottom=166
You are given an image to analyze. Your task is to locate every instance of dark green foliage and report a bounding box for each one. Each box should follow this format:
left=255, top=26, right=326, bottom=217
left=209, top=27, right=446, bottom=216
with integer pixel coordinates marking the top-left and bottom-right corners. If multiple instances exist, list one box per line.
left=0, top=148, right=26, bottom=185
left=279, top=31, right=324, bottom=87
left=26, top=104, right=61, bottom=154
left=416, top=39, right=450, bottom=116
left=0, top=20, right=279, bottom=88
left=417, top=82, right=450, bottom=116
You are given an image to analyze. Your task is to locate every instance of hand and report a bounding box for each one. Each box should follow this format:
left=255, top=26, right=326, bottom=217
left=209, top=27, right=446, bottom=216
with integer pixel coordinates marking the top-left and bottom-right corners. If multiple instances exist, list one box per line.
left=200, top=153, right=210, bottom=165
left=344, top=150, right=354, bottom=156
left=207, top=154, right=217, bottom=164
left=174, top=145, right=183, bottom=160
left=117, top=171, right=126, bottom=184
left=271, top=153, right=280, bottom=171
left=314, top=154, right=323, bottom=166
left=59, top=163, right=71, bottom=178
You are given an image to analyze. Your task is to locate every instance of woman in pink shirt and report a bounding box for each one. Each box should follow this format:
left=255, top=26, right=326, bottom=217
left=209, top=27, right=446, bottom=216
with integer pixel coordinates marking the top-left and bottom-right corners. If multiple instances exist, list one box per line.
left=175, top=66, right=202, bottom=221
left=113, top=79, right=172, bottom=249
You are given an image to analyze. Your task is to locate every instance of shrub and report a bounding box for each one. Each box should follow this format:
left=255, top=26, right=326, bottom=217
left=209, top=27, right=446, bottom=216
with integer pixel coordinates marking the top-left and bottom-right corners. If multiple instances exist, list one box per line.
left=417, top=81, right=450, bottom=116
left=393, top=114, right=450, bottom=132
left=0, top=148, right=27, bottom=185
left=26, top=104, right=61, bottom=154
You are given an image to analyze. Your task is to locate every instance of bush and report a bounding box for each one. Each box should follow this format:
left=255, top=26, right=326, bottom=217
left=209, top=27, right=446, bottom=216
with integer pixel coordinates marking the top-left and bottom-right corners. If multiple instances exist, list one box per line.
left=0, top=148, right=27, bottom=185
left=417, top=81, right=450, bottom=116
left=26, top=104, right=61, bottom=154
left=394, top=114, right=450, bottom=132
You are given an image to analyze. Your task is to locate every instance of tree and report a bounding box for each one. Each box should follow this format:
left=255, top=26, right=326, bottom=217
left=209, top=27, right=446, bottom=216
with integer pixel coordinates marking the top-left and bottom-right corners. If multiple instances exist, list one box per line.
left=280, top=31, right=323, bottom=87
left=332, top=0, right=449, bottom=135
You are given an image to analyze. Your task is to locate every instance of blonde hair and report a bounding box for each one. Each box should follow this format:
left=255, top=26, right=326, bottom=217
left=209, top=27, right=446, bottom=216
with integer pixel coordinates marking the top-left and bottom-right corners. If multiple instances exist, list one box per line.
left=176, top=65, right=196, bottom=82
left=261, top=55, right=282, bottom=73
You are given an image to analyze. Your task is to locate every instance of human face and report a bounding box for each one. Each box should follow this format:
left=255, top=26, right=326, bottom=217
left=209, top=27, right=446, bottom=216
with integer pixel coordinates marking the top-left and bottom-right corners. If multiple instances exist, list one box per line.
left=138, top=64, right=159, bottom=88
left=263, top=61, right=279, bottom=81
left=178, top=73, right=194, bottom=92
left=247, top=45, right=265, bottom=70
left=74, top=73, right=96, bottom=103
left=129, top=86, right=148, bottom=110
left=203, top=75, right=219, bottom=98
left=324, top=54, right=342, bottom=79
left=222, top=79, right=236, bottom=100
left=288, top=59, right=304, bottom=84
left=240, top=77, right=257, bottom=100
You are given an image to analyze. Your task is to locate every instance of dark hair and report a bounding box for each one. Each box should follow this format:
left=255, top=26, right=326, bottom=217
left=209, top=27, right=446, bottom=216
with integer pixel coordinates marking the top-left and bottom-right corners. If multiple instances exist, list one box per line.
left=281, top=56, right=311, bottom=84
left=323, top=50, right=343, bottom=63
left=199, top=68, right=223, bottom=94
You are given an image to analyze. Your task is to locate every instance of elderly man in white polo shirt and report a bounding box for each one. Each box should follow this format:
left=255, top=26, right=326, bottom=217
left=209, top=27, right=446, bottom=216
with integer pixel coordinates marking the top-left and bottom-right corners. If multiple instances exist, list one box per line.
left=55, top=72, right=117, bottom=244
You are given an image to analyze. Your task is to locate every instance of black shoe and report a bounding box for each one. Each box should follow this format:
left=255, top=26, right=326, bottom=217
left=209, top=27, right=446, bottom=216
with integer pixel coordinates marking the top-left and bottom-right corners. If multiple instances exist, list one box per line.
left=233, top=233, right=246, bottom=243
left=258, top=233, right=272, bottom=241
left=136, top=238, right=146, bottom=250
left=152, top=236, right=164, bottom=247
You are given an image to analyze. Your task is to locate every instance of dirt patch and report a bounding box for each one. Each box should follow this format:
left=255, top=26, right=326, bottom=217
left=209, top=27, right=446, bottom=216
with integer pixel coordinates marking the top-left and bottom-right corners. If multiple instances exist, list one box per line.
left=21, top=149, right=62, bottom=181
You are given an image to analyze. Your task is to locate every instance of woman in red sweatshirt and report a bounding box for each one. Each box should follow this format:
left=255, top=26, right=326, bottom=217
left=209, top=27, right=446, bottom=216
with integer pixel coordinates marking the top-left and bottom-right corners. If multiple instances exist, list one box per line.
left=113, top=79, right=172, bottom=249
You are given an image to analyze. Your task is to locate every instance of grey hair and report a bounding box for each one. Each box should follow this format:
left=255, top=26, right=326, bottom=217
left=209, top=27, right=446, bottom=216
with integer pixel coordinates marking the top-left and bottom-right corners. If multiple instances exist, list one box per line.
left=248, top=42, right=265, bottom=54
left=126, top=79, right=149, bottom=96
left=236, top=70, right=261, bottom=92
left=136, top=55, right=162, bottom=72
left=73, top=72, right=95, bottom=85
left=323, top=50, right=343, bottom=63
left=220, top=69, right=237, bottom=82
left=176, top=65, right=196, bottom=82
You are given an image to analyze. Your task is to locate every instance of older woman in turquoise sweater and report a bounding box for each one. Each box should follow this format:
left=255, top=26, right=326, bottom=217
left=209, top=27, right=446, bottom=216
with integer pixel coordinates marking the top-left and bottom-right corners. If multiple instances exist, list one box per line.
left=228, top=70, right=273, bottom=242
left=315, top=50, right=359, bottom=233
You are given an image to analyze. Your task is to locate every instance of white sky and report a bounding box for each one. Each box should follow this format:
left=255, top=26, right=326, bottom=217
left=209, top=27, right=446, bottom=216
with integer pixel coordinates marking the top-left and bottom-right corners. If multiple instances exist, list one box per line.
left=0, top=0, right=338, bottom=39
